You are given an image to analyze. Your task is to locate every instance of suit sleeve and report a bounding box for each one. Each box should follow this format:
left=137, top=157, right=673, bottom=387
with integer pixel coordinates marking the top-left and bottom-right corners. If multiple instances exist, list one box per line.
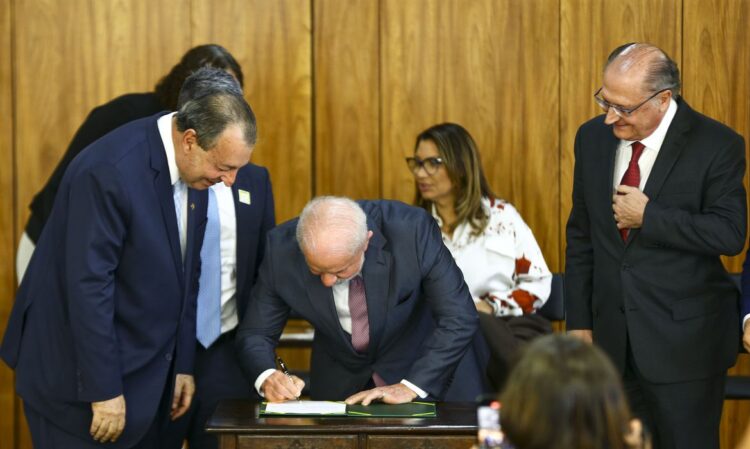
left=640, top=134, right=747, bottom=256
left=235, top=236, right=290, bottom=384
left=65, top=164, right=130, bottom=402
left=406, top=213, right=479, bottom=395
left=564, top=128, right=595, bottom=330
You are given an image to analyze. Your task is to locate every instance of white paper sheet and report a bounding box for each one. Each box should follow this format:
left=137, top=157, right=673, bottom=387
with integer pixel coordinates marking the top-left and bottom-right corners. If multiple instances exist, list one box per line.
left=265, top=401, right=346, bottom=415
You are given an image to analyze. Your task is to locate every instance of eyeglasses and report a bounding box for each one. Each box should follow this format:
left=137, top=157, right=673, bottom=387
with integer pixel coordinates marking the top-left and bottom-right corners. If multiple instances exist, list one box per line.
left=594, top=87, right=669, bottom=118
left=406, top=156, right=444, bottom=175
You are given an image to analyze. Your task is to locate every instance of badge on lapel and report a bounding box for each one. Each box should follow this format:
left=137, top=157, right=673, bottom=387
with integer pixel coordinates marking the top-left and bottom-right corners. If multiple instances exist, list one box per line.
left=239, top=189, right=251, bottom=205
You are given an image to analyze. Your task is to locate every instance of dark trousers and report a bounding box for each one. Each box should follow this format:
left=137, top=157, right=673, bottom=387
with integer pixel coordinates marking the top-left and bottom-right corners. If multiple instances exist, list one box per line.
left=478, top=313, right=551, bottom=392
left=165, top=330, right=258, bottom=449
left=624, top=338, right=725, bottom=449
left=24, top=389, right=171, bottom=449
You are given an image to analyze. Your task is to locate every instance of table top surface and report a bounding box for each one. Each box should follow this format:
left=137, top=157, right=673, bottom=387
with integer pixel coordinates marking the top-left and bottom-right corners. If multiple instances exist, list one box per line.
left=206, top=400, right=478, bottom=435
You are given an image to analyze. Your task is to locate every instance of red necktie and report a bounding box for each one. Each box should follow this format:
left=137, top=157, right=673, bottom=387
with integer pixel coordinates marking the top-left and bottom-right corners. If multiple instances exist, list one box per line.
left=619, top=141, right=645, bottom=241
left=348, top=276, right=369, bottom=352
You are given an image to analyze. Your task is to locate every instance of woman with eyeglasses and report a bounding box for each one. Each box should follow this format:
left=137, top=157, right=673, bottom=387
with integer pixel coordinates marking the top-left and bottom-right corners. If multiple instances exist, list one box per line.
left=408, top=122, right=552, bottom=391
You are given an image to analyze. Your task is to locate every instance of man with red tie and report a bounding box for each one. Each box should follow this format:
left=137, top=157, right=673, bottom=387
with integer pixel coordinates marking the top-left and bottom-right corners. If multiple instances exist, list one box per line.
left=565, top=43, right=746, bottom=449
left=236, top=196, right=487, bottom=405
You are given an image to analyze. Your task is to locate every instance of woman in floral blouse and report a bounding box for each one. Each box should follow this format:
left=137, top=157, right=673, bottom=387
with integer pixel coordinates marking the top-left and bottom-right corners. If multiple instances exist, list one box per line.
left=408, top=122, right=552, bottom=390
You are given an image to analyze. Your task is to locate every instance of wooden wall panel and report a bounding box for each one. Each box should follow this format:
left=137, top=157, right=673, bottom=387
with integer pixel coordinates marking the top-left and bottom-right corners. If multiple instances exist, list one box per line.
left=314, top=0, right=380, bottom=199
left=0, top=0, right=14, bottom=446
left=682, top=2, right=750, bottom=446
left=559, top=0, right=682, bottom=267
left=381, top=0, right=561, bottom=270
left=13, top=0, right=191, bottom=237
left=192, top=0, right=313, bottom=223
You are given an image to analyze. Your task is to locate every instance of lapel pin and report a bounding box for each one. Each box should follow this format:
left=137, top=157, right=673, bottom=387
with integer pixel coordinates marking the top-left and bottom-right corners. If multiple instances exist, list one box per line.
left=190, top=203, right=195, bottom=210
left=239, top=189, right=251, bottom=205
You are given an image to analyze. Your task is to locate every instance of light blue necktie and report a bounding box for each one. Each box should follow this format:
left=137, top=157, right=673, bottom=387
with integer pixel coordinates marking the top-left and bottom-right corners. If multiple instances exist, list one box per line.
left=197, top=188, right=222, bottom=348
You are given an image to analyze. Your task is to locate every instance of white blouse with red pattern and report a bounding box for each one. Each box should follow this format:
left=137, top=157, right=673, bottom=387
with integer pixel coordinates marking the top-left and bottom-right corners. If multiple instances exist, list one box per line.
left=433, top=197, right=552, bottom=317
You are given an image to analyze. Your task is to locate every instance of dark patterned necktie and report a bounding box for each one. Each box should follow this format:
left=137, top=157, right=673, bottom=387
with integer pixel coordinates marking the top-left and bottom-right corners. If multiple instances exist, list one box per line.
left=619, top=141, right=645, bottom=241
left=348, top=275, right=370, bottom=352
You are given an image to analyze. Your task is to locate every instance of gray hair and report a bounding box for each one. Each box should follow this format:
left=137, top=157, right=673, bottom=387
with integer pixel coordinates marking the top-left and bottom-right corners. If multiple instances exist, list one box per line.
left=605, top=42, right=681, bottom=98
left=175, top=67, right=257, bottom=149
left=296, top=196, right=369, bottom=256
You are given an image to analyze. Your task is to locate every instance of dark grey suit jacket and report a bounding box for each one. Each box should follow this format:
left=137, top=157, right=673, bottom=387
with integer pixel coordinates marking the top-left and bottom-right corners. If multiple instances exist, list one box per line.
left=236, top=200, right=482, bottom=400
left=565, top=98, right=746, bottom=383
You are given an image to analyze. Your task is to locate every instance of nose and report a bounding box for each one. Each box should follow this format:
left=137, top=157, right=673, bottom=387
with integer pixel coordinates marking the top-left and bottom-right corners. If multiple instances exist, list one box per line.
left=320, top=273, right=337, bottom=287
left=603, top=107, right=621, bottom=125
left=222, top=169, right=238, bottom=187
left=414, top=165, right=430, bottom=178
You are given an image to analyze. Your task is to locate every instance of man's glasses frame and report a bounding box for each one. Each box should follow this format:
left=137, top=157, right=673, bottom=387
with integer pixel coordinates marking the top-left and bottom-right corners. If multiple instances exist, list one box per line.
left=594, top=87, right=670, bottom=118
left=406, top=156, right=444, bottom=175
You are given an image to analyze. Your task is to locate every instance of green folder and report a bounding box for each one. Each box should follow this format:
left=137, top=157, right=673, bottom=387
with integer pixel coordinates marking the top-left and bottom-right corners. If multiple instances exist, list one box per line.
left=259, top=401, right=436, bottom=418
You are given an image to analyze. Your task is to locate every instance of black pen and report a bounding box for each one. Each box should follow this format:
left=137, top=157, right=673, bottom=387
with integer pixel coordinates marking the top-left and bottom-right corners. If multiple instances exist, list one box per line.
left=276, top=356, right=299, bottom=400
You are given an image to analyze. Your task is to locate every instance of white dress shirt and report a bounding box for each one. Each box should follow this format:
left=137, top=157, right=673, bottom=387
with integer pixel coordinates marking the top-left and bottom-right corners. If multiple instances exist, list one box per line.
left=212, top=182, right=239, bottom=335
left=157, top=113, right=187, bottom=257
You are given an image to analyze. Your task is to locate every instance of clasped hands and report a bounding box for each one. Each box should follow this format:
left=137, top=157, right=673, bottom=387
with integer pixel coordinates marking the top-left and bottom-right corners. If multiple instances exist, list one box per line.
left=89, top=373, right=194, bottom=443
left=613, top=185, right=649, bottom=229
left=262, top=370, right=416, bottom=405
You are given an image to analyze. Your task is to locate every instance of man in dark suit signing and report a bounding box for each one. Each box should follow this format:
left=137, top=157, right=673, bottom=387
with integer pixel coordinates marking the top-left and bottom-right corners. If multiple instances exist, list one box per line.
left=0, top=68, right=257, bottom=448
left=565, top=43, right=746, bottom=449
left=237, top=196, right=486, bottom=404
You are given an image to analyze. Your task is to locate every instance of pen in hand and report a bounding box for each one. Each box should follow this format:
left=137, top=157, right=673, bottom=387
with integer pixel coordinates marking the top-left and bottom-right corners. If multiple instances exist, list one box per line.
left=276, top=356, right=300, bottom=400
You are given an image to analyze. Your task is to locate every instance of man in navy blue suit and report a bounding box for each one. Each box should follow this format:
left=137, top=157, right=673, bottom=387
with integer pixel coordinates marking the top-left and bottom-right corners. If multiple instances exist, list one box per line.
left=0, top=68, right=257, bottom=448
left=237, top=196, right=486, bottom=404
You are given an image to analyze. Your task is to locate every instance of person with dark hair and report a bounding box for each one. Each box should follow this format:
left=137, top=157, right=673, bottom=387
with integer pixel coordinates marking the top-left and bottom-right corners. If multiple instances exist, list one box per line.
left=17, top=43, right=244, bottom=282
left=236, top=196, right=487, bottom=404
left=565, top=42, right=746, bottom=449
left=500, top=334, right=650, bottom=449
left=408, top=123, right=551, bottom=390
left=0, top=68, right=257, bottom=448
left=163, top=68, right=276, bottom=449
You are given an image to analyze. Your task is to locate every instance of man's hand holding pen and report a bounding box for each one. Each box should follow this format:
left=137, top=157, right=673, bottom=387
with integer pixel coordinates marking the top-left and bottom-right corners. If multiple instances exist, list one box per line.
left=262, top=357, right=305, bottom=402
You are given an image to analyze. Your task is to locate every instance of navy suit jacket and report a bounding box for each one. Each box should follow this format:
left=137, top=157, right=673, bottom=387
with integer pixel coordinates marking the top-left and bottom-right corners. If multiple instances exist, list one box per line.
left=236, top=200, right=482, bottom=400
left=231, top=164, right=275, bottom=322
left=565, top=98, right=746, bottom=383
left=0, top=113, right=207, bottom=447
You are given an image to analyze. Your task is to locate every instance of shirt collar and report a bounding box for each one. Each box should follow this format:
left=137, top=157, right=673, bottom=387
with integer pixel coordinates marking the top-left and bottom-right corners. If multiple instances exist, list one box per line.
left=157, top=112, right=180, bottom=186
left=622, top=97, right=678, bottom=152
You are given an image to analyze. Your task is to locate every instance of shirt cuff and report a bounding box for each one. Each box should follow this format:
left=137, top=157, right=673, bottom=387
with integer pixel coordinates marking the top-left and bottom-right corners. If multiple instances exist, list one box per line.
left=400, top=379, right=428, bottom=399
left=743, top=314, right=750, bottom=331
left=254, top=368, right=277, bottom=397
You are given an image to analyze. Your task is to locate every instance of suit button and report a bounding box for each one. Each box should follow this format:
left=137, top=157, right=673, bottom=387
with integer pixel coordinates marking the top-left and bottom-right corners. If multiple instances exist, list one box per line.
left=165, top=353, right=173, bottom=362
left=622, top=264, right=630, bottom=271
left=619, top=306, right=625, bottom=313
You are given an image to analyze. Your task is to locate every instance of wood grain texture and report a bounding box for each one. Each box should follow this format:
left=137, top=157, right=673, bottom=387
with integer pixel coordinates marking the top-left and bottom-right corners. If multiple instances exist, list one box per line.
left=0, top=0, right=15, bottom=447
left=381, top=0, right=560, bottom=270
left=314, top=0, right=380, bottom=199
left=559, top=0, right=682, bottom=267
left=682, top=0, right=750, bottom=275
left=682, top=3, right=750, bottom=447
left=13, top=0, right=191, bottom=236
left=192, top=0, right=313, bottom=223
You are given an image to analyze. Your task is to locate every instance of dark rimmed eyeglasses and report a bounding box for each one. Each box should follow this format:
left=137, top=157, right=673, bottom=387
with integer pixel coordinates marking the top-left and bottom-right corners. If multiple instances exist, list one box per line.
left=594, top=87, right=670, bottom=118
left=406, top=156, right=444, bottom=175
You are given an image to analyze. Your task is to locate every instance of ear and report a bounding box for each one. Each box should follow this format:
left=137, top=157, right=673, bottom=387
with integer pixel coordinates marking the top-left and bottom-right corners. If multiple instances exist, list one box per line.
left=180, top=129, right=198, bottom=153
left=659, top=90, right=672, bottom=111
left=363, top=230, right=374, bottom=251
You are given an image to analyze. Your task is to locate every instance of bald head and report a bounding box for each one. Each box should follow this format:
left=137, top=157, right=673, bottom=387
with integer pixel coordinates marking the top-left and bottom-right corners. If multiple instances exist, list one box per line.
left=296, top=196, right=369, bottom=257
left=604, top=43, right=680, bottom=98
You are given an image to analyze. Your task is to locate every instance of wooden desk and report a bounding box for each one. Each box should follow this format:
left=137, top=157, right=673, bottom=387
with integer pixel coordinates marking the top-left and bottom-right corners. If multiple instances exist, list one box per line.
left=207, top=400, right=477, bottom=449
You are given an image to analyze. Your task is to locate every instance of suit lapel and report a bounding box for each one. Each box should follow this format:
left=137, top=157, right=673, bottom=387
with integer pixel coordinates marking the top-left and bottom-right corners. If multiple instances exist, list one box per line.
left=149, top=120, right=184, bottom=286
left=631, top=99, right=695, bottom=243
left=361, top=226, right=390, bottom=356
left=599, top=129, right=622, bottom=243
left=233, top=175, right=251, bottom=299
left=302, top=260, right=345, bottom=342
left=183, top=188, right=202, bottom=291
